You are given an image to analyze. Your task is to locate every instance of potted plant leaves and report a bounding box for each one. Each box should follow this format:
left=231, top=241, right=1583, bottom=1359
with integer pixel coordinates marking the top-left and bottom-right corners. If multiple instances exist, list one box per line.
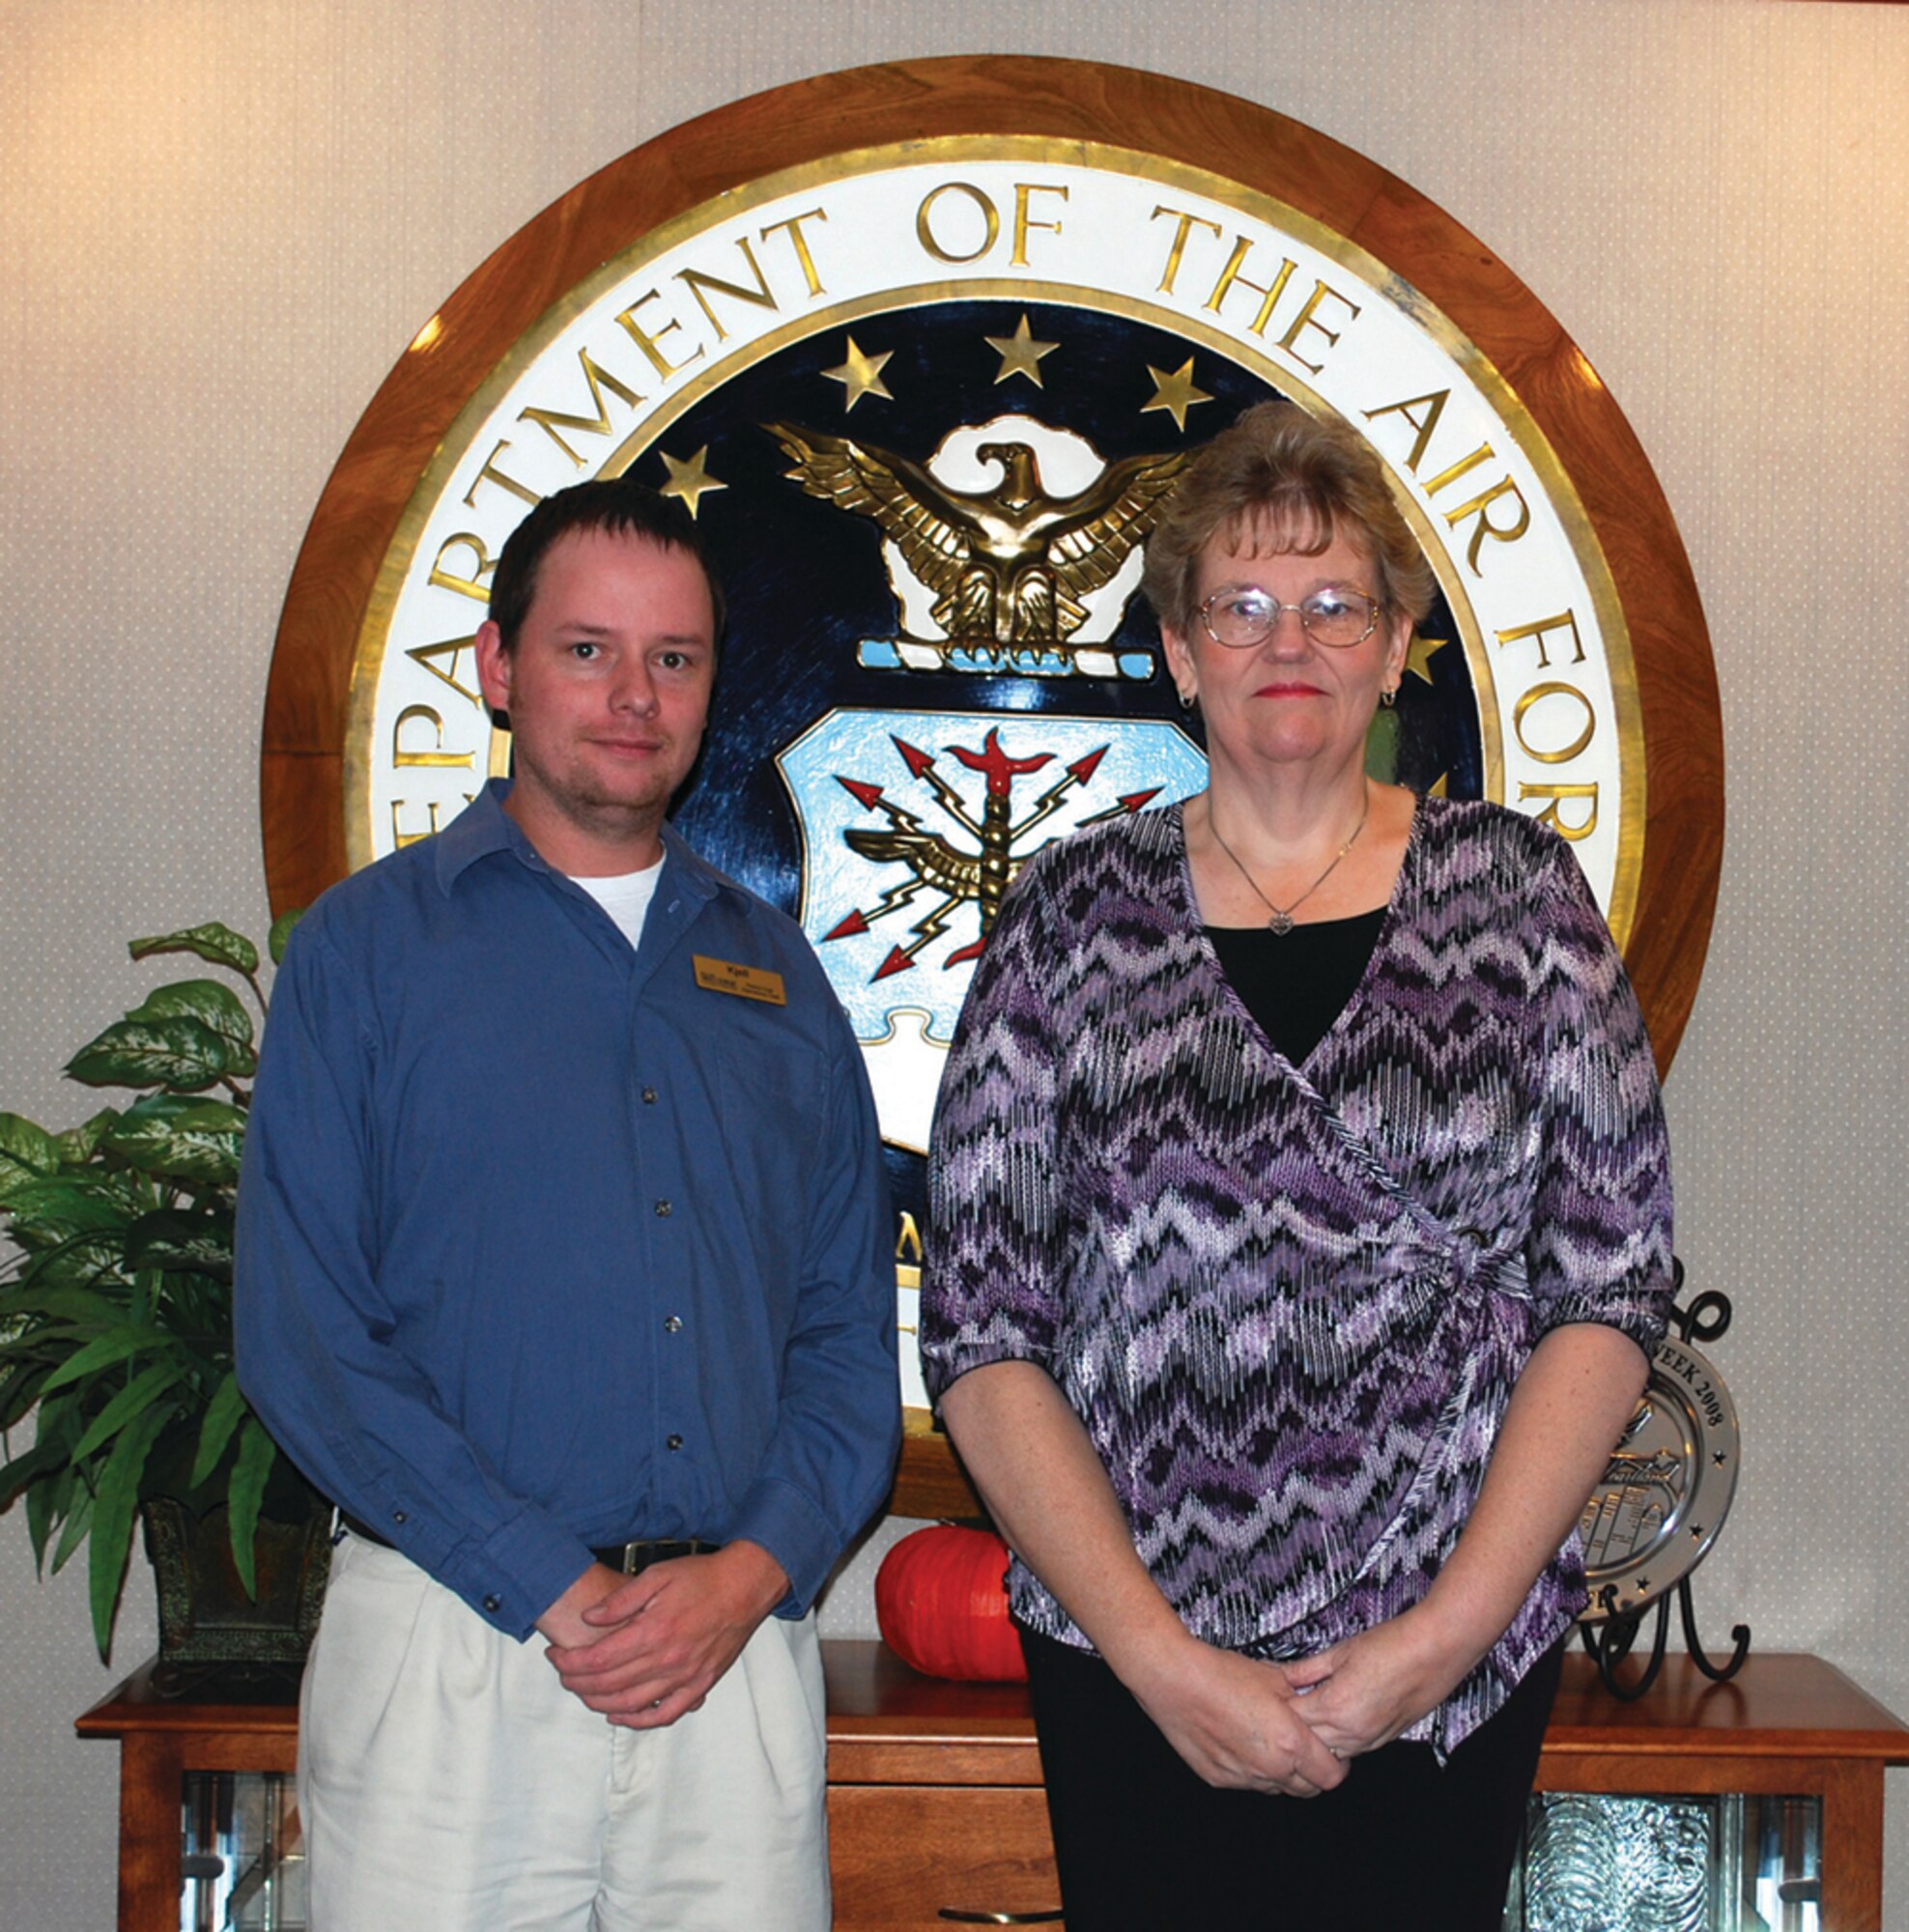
left=0, top=916, right=329, bottom=1671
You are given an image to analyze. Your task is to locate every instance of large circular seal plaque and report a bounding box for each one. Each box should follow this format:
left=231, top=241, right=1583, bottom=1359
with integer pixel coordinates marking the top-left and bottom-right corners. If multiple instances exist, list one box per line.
left=263, top=58, right=1723, bottom=1515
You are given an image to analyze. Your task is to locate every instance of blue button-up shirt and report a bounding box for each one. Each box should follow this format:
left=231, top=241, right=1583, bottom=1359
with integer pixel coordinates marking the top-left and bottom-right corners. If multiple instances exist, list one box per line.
left=236, top=782, right=899, bottom=1639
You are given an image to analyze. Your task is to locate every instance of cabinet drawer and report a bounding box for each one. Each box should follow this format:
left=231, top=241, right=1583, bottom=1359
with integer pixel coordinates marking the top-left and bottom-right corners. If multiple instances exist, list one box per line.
left=830, top=1783, right=1064, bottom=1928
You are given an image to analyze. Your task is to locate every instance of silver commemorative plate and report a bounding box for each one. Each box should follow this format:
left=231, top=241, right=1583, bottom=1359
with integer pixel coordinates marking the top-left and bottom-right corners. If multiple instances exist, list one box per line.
left=1578, top=1333, right=1740, bottom=1621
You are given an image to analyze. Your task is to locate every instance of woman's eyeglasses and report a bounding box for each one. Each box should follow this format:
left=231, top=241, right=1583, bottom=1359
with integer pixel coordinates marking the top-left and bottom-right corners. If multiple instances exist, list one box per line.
left=1199, top=585, right=1382, bottom=650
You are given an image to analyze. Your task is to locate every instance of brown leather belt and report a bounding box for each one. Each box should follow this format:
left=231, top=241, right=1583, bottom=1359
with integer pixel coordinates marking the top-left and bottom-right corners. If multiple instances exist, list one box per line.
left=340, top=1513, right=718, bottom=1575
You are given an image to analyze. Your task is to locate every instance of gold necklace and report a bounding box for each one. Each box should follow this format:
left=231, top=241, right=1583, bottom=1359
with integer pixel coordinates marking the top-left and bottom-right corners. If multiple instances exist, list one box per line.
left=1207, top=783, right=1370, bottom=935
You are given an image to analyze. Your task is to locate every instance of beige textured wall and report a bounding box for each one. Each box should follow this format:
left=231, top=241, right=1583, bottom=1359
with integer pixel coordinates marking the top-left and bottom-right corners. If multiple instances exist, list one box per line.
left=4, top=1, right=1906, bottom=1924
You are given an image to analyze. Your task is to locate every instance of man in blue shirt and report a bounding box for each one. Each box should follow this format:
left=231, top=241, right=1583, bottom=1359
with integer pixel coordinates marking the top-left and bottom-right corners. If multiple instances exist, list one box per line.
left=236, top=479, right=899, bottom=1931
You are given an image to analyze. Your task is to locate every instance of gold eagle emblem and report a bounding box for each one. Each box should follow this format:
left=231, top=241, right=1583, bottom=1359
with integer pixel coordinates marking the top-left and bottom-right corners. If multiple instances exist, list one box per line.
left=764, top=420, right=1191, bottom=651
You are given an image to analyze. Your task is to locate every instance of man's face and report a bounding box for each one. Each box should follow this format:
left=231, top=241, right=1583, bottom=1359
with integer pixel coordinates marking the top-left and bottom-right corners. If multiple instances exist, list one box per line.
left=475, top=527, right=717, bottom=871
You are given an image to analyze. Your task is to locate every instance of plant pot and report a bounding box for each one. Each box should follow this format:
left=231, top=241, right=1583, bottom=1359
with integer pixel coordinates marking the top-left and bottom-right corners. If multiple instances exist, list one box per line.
left=141, top=1496, right=332, bottom=1669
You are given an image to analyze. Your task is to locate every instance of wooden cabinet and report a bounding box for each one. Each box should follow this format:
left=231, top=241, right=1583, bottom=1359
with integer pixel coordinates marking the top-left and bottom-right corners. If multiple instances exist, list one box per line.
left=821, top=1645, right=1909, bottom=1932
left=80, top=1645, right=1909, bottom=1932
left=825, top=1644, right=1060, bottom=1926
left=829, top=1789, right=1062, bottom=1927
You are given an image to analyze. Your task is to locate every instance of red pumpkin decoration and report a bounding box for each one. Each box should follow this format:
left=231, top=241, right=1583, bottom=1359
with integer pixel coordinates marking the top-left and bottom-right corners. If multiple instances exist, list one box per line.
left=875, top=1524, right=1029, bottom=1682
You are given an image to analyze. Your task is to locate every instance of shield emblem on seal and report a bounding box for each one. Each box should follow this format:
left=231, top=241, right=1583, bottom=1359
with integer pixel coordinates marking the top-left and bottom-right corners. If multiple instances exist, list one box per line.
left=778, top=707, right=1208, bottom=1154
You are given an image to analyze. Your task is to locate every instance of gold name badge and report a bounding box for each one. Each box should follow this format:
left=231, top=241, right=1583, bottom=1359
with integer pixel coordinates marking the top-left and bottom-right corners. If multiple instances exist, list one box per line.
left=692, top=954, right=786, bottom=1006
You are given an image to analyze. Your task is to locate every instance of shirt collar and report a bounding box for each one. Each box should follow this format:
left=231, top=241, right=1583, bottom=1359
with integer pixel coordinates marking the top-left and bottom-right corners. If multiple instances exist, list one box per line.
left=432, top=778, right=728, bottom=917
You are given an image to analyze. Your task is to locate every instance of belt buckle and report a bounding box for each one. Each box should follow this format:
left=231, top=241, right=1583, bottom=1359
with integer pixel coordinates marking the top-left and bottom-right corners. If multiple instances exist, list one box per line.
left=617, top=1538, right=689, bottom=1575
left=605, top=1536, right=712, bottom=1575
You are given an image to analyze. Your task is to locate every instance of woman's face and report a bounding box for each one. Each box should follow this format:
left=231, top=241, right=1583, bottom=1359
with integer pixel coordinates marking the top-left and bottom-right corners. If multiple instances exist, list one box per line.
left=1161, top=520, right=1411, bottom=785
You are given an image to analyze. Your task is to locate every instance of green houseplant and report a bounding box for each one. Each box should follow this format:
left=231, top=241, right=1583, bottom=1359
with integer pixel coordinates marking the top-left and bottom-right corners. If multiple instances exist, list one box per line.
left=0, top=914, right=328, bottom=1662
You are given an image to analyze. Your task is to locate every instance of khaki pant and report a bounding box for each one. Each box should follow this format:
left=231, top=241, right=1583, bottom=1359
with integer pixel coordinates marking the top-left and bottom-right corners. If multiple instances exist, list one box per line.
left=298, top=1534, right=830, bottom=1932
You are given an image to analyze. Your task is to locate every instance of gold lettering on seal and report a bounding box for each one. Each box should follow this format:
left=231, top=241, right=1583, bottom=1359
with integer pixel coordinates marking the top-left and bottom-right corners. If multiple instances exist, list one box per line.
left=614, top=291, right=703, bottom=380
left=895, top=1210, right=925, bottom=1292
left=406, top=636, right=486, bottom=708
left=392, top=705, right=475, bottom=770
left=760, top=209, right=830, bottom=298
left=518, top=351, right=646, bottom=468
left=1441, top=475, right=1530, bottom=575
left=1203, top=237, right=1298, bottom=337
left=1170, top=228, right=1358, bottom=369
left=675, top=237, right=780, bottom=341
left=916, top=182, right=1001, bottom=264
left=1274, top=280, right=1361, bottom=374
left=1518, top=782, right=1599, bottom=841
left=1422, top=443, right=1497, bottom=497
left=1512, top=681, right=1597, bottom=765
left=1149, top=206, right=1222, bottom=297
left=1011, top=183, right=1068, bottom=267
left=1365, top=404, right=1530, bottom=575
left=1363, top=390, right=1451, bottom=474
left=429, top=534, right=499, bottom=605
left=1496, top=611, right=1587, bottom=672
left=461, top=440, right=540, bottom=510
left=390, top=799, right=445, bottom=849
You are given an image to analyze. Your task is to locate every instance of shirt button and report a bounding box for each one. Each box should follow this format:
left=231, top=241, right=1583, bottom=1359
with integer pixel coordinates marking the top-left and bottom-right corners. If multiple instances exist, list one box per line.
left=655, top=1200, right=671, bottom=1217
left=482, top=1594, right=501, bottom=1613
left=665, top=1315, right=683, bottom=1333
left=391, top=1511, right=408, bottom=1525
left=641, top=1087, right=658, bottom=1105
left=667, top=1434, right=684, bottom=1451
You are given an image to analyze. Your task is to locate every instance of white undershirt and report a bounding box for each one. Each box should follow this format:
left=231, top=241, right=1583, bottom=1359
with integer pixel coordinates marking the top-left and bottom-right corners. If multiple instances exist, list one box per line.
left=571, top=855, right=665, bottom=952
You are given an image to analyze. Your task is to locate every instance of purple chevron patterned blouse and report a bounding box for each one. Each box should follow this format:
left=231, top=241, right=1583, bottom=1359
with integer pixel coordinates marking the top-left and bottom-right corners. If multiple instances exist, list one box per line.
left=923, top=796, right=1673, bottom=1754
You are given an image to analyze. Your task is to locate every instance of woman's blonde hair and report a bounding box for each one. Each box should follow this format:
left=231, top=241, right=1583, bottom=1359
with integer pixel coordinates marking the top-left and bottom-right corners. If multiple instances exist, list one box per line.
left=1142, top=401, right=1436, bottom=638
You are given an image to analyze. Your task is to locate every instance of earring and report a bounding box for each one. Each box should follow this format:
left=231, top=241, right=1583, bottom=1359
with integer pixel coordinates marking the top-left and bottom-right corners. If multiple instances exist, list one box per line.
left=1178, top=690, right=1195, bottom=712
left=1380, top=686, right=1397, bottom=708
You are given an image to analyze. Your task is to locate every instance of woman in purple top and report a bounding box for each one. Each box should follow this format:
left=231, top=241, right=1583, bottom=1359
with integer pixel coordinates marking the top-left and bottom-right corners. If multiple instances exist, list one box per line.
left=922, top=402, right=1673, bottom=1930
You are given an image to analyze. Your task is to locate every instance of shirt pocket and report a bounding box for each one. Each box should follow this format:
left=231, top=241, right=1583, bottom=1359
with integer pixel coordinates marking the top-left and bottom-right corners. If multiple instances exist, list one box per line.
left=713, top=1030, right=827, bottom=1243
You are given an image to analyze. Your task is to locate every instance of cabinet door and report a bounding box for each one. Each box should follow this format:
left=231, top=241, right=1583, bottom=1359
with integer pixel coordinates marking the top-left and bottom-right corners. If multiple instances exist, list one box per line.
left=830, top=1785, right=1064, bottom=1928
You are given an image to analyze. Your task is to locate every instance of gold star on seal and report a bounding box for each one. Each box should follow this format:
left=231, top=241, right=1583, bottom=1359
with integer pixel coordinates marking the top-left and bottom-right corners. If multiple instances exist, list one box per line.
left=1141, top=357, right=1213, bottom=432
left=657, top=445, right=727, bottom=519
left=1403, top=633, right=1449, bottom=687
left=985, top=314, right=1059, bottom=387
left=822, top=336, right=894, bottom=412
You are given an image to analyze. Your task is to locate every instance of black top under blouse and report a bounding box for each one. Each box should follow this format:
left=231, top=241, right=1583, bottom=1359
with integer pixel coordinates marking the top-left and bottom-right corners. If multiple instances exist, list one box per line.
left=1206, top=907, right=1386, bottom=1067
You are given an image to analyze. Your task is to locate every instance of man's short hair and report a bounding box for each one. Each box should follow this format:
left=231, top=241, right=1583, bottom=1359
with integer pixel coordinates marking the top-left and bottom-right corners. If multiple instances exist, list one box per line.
left=486, top=477, right=727, bottom=650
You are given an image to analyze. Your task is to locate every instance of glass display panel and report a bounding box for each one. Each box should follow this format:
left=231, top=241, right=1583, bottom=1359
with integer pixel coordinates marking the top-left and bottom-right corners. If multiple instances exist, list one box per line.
left=1507, top=1793, right=1822, bottom=1932
left=173, top=1772, right=1821, bottom=1932
left=180, top=1771, right=306, bottom=1931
